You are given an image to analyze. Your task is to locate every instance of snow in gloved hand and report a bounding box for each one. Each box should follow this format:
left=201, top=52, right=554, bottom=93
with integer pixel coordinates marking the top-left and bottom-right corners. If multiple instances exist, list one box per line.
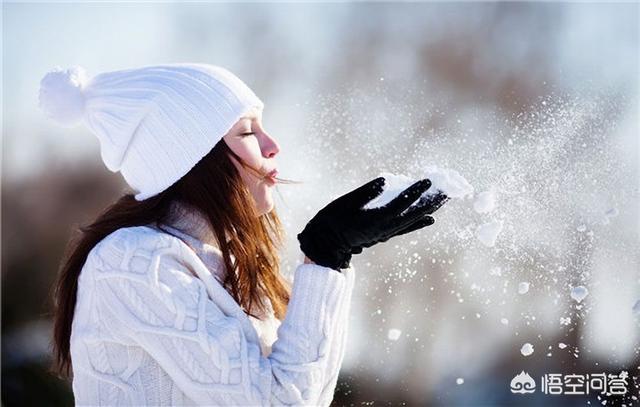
left=362, top=166, right=474, bottom=211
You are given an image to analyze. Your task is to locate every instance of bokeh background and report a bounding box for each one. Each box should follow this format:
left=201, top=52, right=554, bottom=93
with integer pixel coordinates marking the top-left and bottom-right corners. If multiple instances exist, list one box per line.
left=2, top=2, right=639, bottom=406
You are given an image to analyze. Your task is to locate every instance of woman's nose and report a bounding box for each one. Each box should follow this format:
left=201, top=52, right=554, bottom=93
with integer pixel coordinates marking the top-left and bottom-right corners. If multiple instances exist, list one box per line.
left=261, top=132, right=280, bottom=158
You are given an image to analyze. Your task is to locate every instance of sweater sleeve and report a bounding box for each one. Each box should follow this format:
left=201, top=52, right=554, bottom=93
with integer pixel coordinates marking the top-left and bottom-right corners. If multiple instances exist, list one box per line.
left=315, top=262, right=356, bottom=406
left=86, top=227, right=356, bottom=406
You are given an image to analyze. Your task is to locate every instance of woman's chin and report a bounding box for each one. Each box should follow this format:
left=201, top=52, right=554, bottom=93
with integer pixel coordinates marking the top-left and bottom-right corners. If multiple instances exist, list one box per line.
left=263, top=201, right=275, bottom=215
left=256, top=197, right=274, bottom=216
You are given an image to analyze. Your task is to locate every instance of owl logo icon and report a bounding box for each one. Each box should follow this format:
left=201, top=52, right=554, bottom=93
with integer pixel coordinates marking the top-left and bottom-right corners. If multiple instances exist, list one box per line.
left=510, top=371, right=536, bottom=394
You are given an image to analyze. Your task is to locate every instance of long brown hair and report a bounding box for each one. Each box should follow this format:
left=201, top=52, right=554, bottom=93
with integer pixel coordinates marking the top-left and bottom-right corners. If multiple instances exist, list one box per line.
left=49, top=138, right=299, bottom=379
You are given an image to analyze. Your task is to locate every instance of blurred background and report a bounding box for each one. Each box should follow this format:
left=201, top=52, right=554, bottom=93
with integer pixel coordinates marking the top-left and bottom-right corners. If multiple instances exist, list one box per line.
left=2, top=2, right=639, bottom=406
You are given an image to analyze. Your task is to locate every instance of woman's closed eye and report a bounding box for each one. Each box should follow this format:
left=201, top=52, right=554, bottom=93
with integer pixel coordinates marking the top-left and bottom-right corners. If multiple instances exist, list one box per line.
left=240, top=132, right=255, bottom=137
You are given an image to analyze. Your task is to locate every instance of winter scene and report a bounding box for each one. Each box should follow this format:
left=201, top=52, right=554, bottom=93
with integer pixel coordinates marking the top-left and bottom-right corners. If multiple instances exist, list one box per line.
left=3, top=2, right=639, bottom=406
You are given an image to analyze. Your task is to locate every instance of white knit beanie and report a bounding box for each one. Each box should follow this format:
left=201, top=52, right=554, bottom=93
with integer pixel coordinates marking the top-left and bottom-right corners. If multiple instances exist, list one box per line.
left=37, top=63, right=264, bottom=201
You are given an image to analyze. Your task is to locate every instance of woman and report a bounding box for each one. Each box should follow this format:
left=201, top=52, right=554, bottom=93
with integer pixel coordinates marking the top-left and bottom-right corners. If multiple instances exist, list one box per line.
left=39, top=63, right=444, bottom=406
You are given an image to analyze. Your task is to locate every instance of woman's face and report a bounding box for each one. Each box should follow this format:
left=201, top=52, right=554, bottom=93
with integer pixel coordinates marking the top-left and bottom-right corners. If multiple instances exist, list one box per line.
left=223, top=107, right=280, bottom=216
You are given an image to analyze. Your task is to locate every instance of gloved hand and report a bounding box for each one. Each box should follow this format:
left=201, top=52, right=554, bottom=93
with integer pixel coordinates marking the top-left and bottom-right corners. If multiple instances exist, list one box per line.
left=297, top=176, right=446, bottom=270
left=348, top=189, right=449, bottom=251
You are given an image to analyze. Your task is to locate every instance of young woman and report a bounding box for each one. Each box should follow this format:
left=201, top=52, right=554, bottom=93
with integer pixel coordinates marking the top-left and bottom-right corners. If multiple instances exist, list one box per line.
left=39, top=63, right=444, bottom=405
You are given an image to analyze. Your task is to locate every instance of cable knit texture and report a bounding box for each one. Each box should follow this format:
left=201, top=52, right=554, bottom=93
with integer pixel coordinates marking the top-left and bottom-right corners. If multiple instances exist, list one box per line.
left=70, top=202, right=356, bottom=406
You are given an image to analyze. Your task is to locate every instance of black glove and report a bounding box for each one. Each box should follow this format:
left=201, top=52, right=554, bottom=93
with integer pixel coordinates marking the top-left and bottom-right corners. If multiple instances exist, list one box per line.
left=297, top=176, right=446, bottom=270
left=350, top=192, right=449, bottom=252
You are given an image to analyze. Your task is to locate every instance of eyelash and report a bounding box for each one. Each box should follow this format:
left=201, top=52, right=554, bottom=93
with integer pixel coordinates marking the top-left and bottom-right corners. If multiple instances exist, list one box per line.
left=240, top=132, right=255, bottom=137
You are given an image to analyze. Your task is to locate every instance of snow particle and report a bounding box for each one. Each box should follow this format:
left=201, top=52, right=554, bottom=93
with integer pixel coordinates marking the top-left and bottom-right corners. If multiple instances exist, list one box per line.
left=500, top=318, right=509, bottom=325
left=387, top=328, right=402, bottom=341
left=570, top=286, right=589, bottom=303
left=518, top=282, right=530, bottom=295
left=473, top=190, right=497, bottom=214
left=558, top=343, right=567, bottom=349
left=520, top=343, right=534, bottom=356
left=456, top=378, right=464, bottom=385
left=475, top=220, right=504, bottom=247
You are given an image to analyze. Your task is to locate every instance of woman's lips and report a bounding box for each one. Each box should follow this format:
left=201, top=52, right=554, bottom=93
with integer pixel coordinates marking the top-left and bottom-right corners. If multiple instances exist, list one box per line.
left=265, top=169, right=278, bottom=185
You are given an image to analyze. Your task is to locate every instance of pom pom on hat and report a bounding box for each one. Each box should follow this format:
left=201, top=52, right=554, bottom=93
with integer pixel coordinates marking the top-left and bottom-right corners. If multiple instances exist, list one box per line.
left=38, top=65, right=89, bottom=127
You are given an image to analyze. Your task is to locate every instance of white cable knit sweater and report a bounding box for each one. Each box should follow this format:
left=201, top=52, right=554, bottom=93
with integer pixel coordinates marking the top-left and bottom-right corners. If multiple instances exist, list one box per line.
left=70, top=202, right=356, bottom=406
